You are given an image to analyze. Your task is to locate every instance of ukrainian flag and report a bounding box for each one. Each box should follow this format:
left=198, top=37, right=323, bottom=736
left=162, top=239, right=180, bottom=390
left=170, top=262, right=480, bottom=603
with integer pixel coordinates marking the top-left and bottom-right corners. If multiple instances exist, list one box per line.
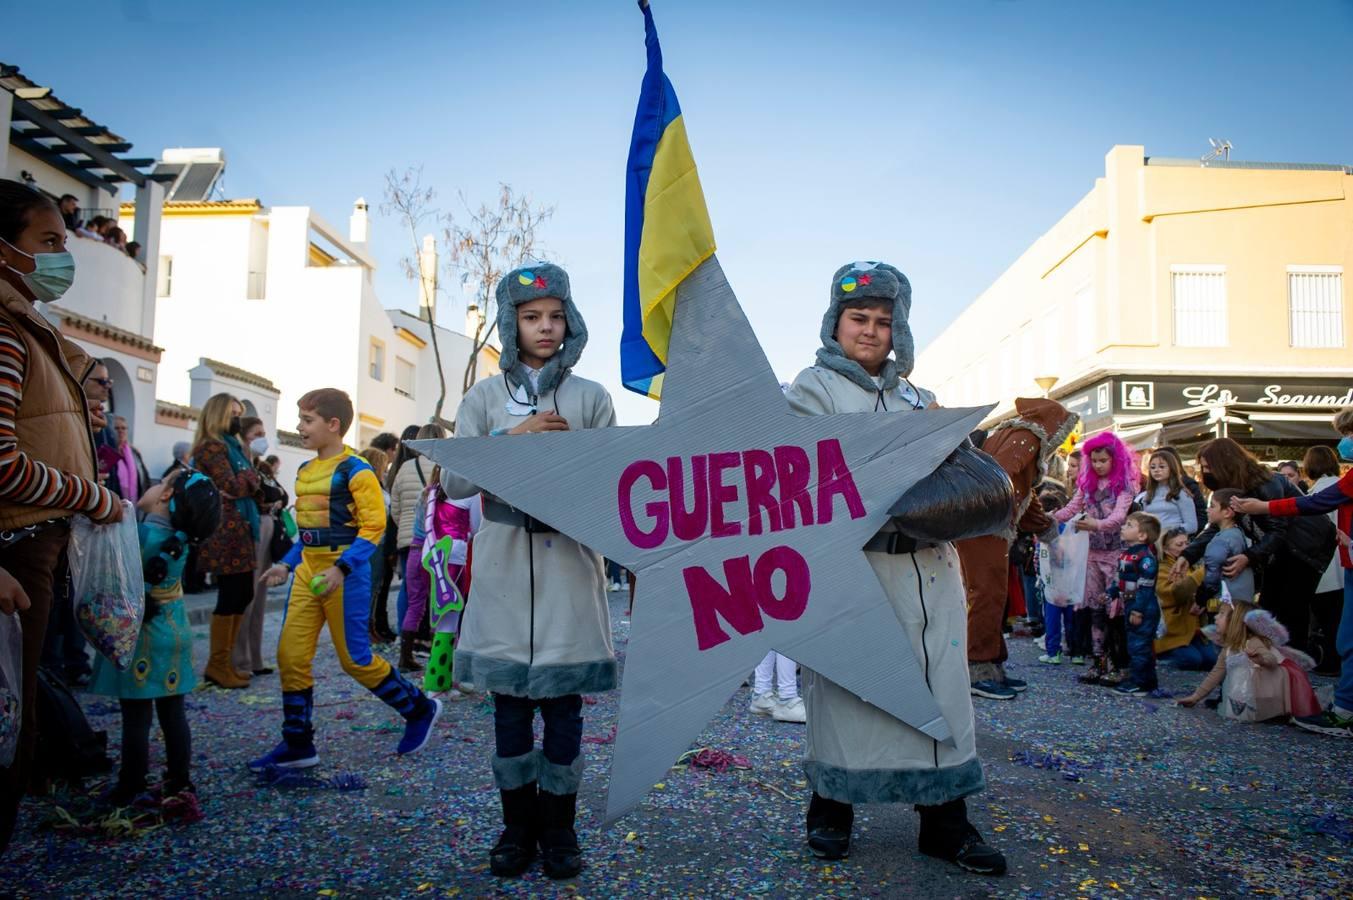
left=621, top=0, right=716, bottom=400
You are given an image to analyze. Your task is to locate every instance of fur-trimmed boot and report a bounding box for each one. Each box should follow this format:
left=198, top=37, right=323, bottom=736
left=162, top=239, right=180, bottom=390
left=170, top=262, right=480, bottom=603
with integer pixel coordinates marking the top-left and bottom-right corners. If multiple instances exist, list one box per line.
left=538, top=790, right=583, bottom=879
left=398, top=631, right=422, bottom=673
left=490, top=783, right=538, bottom=877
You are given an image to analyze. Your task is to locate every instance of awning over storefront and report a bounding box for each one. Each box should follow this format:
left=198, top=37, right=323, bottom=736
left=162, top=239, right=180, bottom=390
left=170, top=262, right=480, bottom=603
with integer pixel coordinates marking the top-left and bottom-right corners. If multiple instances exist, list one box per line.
left=1091, top=403, right=1341, bottom=451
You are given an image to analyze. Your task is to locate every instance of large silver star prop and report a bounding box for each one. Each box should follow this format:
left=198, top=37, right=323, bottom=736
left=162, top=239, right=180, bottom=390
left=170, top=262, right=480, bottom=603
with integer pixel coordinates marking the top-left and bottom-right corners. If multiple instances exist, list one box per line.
left=412, top=258, right=990, bottom=823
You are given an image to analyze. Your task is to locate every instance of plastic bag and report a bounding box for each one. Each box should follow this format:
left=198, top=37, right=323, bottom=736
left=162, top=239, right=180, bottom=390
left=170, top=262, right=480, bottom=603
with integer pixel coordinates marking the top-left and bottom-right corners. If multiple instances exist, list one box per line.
left=1039, top=523, right=1090, bottom=609
left=888, top=443, right=1014, bottom=543
left=68, top=502, right=144, bottom=670
left=0, top=611, right=21, bottom=767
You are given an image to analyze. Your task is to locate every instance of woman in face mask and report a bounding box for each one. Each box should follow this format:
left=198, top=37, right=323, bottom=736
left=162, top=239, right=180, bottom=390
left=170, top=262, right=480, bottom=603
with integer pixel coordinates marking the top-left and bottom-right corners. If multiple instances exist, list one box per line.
left=0, top=179, right=122, bottom=851
left=1171, top=437, right=1336, bottom=655
left=191, top=393, right=262, bottom=689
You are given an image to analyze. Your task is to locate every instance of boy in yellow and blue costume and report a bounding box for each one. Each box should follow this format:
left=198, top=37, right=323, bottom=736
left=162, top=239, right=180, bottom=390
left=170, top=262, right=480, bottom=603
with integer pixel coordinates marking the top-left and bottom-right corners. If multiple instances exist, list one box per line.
left=251, top=389, right=440, bottom=772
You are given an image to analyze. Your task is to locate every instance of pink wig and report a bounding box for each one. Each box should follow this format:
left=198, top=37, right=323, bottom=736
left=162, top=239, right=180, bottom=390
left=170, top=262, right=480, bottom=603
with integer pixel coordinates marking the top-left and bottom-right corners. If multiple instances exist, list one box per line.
left=1076, top=432, right=1139, bottom=497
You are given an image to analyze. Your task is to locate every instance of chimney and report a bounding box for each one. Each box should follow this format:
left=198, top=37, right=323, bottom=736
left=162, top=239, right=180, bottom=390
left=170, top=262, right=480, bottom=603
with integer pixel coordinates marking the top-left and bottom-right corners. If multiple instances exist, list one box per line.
left=349, top=197, right=369, bottom=244
left=418, top=234, right=437, bottom=323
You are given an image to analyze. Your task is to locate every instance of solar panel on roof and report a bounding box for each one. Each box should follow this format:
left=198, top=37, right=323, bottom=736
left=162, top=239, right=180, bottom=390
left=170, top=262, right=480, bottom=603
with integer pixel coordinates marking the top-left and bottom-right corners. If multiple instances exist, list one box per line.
left=168, top=161, right=223, bottom=201
left=151, top=162, right=185, bottom=182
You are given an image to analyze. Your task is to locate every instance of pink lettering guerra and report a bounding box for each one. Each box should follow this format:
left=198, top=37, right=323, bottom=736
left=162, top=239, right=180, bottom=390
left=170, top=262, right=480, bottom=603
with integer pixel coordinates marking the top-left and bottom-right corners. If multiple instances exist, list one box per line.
left=616, top=439, right=865, bottom=650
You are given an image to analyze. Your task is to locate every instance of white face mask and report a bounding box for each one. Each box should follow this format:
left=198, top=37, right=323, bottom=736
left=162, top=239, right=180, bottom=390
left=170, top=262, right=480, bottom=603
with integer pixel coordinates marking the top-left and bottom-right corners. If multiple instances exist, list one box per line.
left=249, top=437, right=269, bottom=456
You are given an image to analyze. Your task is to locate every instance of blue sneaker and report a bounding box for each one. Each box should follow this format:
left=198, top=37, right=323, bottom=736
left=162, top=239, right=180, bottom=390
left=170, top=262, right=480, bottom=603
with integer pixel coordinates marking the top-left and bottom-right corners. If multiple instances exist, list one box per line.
left=1112, top=681, right=1147, bottom=697
left=249, top=740, right=319, bottom=773
left=397, top=697, right=443, bottom=755
left=1002, top=676, right=1028, bottom=693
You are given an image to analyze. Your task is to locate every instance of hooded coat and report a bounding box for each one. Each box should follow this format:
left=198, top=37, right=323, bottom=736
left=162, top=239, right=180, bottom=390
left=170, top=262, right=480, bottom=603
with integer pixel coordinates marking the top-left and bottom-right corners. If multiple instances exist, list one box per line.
left=957, top=398, right=1079, bottom=671
left=784, top=262, right=984, bottom=806
left=441, top=264, right=618, bottom=700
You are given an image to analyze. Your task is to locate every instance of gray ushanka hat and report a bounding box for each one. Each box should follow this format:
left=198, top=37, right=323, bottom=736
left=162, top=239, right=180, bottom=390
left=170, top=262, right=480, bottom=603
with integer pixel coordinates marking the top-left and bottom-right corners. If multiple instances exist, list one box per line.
left=816, top=260, right=915, bottom=391
left=495, top=262, right=588, bottom=396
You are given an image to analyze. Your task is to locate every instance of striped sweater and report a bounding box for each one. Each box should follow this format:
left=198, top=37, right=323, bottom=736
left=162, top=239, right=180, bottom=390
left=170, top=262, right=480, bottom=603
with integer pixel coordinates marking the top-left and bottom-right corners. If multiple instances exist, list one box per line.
left=0, top=317, right=117, bottom=521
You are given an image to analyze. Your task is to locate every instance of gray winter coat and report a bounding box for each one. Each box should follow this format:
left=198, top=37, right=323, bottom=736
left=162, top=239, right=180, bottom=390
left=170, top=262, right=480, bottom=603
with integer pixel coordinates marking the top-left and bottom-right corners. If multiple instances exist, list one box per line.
left=441, top=371, right=619, bottom=698
left=786, top=366, right=985, bottom=806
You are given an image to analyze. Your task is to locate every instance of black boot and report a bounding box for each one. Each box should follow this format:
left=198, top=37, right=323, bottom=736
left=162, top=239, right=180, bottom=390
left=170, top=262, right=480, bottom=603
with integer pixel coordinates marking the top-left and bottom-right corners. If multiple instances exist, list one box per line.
left=916, top=798, right=1006, bottom=876
left=399, top=631, right=422, bottom=673
left=805, top=791, right=853, bottom=860
left=538, top=790, right=583, bottom=879
left=490, top=783, right=538, bottom=877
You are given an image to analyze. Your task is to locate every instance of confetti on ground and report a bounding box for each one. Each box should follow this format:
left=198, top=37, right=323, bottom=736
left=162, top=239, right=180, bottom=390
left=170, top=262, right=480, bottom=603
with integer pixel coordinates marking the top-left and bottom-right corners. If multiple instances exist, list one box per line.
left=2, top=594, right=1349, bottom=898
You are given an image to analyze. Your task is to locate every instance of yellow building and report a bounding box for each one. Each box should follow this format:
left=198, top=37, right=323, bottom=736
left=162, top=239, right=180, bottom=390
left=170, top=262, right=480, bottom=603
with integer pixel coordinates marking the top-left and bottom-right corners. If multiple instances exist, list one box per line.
left=915, top=145, right=1352, bottom=459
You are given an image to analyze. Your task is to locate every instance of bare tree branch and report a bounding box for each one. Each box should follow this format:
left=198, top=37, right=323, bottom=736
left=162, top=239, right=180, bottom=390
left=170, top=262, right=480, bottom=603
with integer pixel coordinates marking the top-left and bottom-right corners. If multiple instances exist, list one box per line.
left=444, top=183, right=555, bottom=394
left=381, top=166, right=449, bottom=420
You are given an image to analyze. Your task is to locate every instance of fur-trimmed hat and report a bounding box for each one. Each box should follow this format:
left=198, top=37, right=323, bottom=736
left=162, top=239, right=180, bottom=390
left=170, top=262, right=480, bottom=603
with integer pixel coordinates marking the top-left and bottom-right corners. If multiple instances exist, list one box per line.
left=816, top=261, right=915, bottom=392
left=495, top=262, right=588, bottom=397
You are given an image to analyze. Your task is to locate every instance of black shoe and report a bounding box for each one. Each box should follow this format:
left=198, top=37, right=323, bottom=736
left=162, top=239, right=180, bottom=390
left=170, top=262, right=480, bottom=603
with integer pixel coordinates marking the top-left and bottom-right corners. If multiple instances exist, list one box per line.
left=490, top=826, right=537, bottom=877
left=806, top=791, right=853, bottom=859
left=917, top=799, right=1007, bottom=876
left=252, top=667, right=275, bottom=676
left=921, top=824, right=1007, bottom=875
left=489, top=783, right=538, bottom=878
left=538, top=790, right=583, bottom=880
left=807, top=825, right=851, bottom=860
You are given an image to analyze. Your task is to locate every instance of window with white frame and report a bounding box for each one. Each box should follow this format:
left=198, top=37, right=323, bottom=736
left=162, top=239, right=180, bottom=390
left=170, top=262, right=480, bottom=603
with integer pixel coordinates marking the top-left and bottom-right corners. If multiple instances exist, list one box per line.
left=1171, top=266, right=1227, bottom=347
left=1288, top=266, right=1344, bottom=348
left=156, top=256, right=172, bottom=297
left=395, top=357, right=415, bottom=398
left=369, top=338, right=385, bottom=381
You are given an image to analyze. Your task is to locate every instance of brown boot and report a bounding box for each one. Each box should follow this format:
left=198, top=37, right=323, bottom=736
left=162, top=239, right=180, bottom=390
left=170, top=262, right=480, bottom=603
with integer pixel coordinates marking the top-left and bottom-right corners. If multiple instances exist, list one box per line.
left=204, top=615, right=249, bottom=689
left=399, top=631, right=423, bottom=673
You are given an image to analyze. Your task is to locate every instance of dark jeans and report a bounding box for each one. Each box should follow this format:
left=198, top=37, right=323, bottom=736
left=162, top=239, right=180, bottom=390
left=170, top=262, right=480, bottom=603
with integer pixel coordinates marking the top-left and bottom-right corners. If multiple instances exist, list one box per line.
left=0, top=525, right=69, bottom=853
left=1022, top=572, right=1041, bottom=626
left=1126, top=615, right=1158, bottom=690
left=39, top=549, right=90, bottom=680
left=213, top=571, right=254, bottom=616
left=1158, top=634, right=1220, bottom=671
left=1070, top=607, right=1093, bottom=657
left=118, top=695, right=191, bottom=792
left=1311, top=587, right=1342, bottom=674
left=493, top=693, right=584, bottom=768
left=371, top=547, right=401, bottom=636
left=1262, top=555, right=1322, bottom=654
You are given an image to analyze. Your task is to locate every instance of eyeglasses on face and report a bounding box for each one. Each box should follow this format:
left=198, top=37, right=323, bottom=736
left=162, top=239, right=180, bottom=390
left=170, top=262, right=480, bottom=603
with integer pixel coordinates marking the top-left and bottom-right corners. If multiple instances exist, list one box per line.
left=90, top=377, right=114, bottom=388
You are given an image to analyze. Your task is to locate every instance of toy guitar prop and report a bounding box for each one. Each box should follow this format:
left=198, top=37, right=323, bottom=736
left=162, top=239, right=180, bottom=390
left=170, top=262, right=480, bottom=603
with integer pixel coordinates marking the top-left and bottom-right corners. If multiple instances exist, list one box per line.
left=422, top=536, right=466, bottom=628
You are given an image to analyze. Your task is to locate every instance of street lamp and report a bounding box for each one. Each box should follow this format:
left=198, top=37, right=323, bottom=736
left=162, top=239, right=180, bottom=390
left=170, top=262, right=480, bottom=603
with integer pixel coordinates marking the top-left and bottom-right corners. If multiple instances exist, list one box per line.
left=1034, top=375, right=1059, bottom=398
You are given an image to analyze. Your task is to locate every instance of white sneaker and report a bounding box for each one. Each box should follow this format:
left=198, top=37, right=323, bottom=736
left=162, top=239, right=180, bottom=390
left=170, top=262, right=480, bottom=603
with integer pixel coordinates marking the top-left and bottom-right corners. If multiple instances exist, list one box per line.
left=772, top=696, right=806, bottom=723
left=749, top=691, right=775, bottom=715
left=1038, top=653, right=1062, bottom=665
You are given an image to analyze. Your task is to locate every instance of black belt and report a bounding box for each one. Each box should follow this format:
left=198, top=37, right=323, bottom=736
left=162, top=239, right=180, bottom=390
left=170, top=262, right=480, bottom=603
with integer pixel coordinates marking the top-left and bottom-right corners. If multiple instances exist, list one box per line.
left=482, top=500, right=556, bottom=534
left=862, top=532, right=934, bottom=555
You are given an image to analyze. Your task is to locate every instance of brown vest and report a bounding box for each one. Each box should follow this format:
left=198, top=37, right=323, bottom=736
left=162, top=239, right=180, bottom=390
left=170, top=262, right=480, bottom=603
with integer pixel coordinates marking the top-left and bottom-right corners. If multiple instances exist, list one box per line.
left=0, top=280, right=99, bottom=529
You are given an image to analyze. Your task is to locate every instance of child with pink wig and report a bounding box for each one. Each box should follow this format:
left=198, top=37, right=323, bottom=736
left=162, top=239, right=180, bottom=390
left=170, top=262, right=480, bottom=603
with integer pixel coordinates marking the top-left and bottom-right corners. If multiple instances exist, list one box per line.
left=1054, top=432, right=1139, bottom=680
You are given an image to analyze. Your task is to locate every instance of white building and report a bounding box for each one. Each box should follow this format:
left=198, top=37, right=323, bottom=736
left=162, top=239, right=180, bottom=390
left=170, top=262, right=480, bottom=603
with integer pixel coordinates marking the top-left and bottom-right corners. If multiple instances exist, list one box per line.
left=120, top=178, right=496, bottom=488
left=6, top=60, right=492, bottom=490
left=2, top=62, right=167, bottom=464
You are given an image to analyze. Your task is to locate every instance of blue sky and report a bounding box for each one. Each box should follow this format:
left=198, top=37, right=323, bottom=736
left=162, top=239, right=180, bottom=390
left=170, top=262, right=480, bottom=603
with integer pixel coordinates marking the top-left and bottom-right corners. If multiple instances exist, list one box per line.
left=13, top=0, right=1353, bottom=424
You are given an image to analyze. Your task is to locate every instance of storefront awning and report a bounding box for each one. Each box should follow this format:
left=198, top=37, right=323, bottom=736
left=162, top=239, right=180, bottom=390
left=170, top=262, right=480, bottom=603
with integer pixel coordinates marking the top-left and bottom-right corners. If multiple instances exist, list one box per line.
left=1101, top=403, right=1339, bottom=449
